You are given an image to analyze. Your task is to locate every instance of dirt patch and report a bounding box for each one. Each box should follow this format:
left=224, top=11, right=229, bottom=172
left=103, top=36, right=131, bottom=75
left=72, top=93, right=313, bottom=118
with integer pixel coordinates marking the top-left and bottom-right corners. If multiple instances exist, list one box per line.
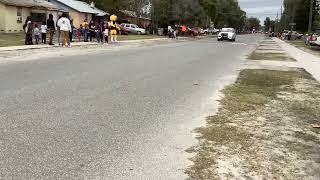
left=248, top=52, right=296, bottom=61
left=186, top=69, right=320, bottom=179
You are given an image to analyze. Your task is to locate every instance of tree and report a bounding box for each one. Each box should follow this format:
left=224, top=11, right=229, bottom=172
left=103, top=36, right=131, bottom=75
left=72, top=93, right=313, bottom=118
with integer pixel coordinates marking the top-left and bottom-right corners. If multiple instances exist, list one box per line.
left=281, top=0, right=319, bottom=32
left=264, top=17, right=271, bottom=31
left=246, top=17, right=261, bottom=31
left=82, top=0, right=248, bottom=31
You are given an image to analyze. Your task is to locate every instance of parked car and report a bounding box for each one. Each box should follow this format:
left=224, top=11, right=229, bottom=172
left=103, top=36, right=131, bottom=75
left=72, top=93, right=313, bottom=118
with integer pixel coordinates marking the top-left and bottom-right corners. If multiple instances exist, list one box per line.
left=200, top=28, right=205, bottom=35
left=203, top=28, right=211, bottom=34
left=119, top=25, right=130, bottom=35
left=121, top=23, right=146, bottom=35
left=189, top=27, right=201, bottom=36
left=204, top=28, right=220, bottom=34
left=218, top=28, right=236, bottom=41
left=305, top=29, right=320, bottom=46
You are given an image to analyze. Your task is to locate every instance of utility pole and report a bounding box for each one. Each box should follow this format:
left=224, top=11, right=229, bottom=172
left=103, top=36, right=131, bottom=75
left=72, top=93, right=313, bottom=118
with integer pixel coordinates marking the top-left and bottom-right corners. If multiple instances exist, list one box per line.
left=309, top=0, right=314, bottom=32
left=280, top=5, right=283, bottom=31
left=276, top=11, right=279, bottom=33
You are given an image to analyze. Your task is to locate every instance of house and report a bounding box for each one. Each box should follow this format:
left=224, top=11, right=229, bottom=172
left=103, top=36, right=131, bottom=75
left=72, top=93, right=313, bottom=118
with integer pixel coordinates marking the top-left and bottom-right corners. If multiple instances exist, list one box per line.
left=119, top=10, right=151, bottom=29
left=48, top=0, right=108, bottom=28
left=0, top=0, right=65, bottom=33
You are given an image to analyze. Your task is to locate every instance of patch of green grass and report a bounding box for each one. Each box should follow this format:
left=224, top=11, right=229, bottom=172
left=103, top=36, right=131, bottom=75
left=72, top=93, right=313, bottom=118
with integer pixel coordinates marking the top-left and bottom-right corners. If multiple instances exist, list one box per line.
left=260, top=41, right=276, bottom=44
left=117, top=34, right=161, bottom=41
left=196, top=124, right=253, bottom=148
left=287, top=40, right=320, bottom=58
left=248, top=51, right=296, bottom=61
left=221, top=69, right=310, bottom=114
left=0, top=33, right=161, bottom=47
left=289, top=100, right=320, bottom=123
left=286, top=40, right=306, bottom=47
left=0, top=33, right=25, bottom=47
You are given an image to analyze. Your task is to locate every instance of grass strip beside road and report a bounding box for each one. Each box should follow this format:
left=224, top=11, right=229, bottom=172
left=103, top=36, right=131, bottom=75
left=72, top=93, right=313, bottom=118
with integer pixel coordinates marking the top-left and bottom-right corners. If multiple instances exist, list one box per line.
left=286, top=39, right=320, bottom=58
left=0, top=33, right=161, bottom=47
left=0, top=33, right=25, bottom=47
left=117, top=35, right=161, bottom=41
left=186, top=69, right=320, bottom=179
left=248, top=52, right=296, bottom=61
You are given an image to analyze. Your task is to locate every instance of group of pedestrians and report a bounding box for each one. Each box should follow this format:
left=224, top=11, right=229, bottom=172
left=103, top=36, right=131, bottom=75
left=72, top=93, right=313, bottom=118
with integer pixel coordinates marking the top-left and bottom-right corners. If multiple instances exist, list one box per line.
left=167, top=25, right=187, bottom=39
left=23, top=13, right=110, bottom=47
left=79, top=19, right=109, bottom=43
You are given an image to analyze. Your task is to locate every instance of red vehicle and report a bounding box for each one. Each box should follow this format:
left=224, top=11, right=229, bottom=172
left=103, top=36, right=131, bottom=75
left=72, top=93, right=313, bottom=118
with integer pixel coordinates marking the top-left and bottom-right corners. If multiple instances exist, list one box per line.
left=189, top=27, right=201, bottom=36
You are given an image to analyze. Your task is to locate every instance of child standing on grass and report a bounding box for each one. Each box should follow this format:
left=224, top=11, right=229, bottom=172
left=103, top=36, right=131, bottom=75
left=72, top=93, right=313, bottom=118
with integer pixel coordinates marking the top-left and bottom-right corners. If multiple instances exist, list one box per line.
left=40, top=21, right=47, bottom=44
left=33, top=24, right=40, bottom=44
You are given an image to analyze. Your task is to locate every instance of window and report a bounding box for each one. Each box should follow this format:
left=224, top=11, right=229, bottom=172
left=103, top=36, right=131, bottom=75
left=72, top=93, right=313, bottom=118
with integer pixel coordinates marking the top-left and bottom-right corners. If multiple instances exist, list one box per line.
left=17, top=7, right=22, bottom=23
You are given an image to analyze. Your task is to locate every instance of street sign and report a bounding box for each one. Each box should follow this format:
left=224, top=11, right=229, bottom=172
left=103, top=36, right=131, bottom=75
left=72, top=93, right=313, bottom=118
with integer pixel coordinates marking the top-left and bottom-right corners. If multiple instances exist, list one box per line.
left=289, top=23, right=296, bottom=26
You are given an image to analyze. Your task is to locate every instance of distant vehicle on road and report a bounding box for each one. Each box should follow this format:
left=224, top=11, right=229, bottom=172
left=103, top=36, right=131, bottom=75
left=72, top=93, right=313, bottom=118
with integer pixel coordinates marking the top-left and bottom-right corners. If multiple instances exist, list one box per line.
left=218, top=28, right=236, bottom=41
left=121, top=23, right=146, bottom=35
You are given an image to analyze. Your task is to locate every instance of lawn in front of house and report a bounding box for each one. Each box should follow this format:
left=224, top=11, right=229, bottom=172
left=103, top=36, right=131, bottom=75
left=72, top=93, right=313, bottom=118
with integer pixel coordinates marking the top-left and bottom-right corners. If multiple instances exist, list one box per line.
left=0, top=33, right=161, bottom=47
left=0, top=33, right=25, bottom=47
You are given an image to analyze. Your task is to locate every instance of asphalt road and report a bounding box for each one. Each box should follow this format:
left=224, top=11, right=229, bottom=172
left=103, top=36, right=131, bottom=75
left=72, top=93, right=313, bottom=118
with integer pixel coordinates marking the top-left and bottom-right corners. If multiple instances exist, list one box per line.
left=0, top=35, right=263, bottom=179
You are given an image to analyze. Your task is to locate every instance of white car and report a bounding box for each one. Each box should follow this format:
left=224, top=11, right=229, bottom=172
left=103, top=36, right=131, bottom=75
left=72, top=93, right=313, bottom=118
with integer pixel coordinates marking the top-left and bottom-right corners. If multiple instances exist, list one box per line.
left=121, top=23, right=146, bottom=35
left=218, top=28, right=236, bottom=41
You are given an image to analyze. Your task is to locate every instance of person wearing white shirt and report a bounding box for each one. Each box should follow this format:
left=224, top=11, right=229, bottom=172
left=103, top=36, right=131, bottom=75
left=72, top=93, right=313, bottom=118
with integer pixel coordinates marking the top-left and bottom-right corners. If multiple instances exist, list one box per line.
left=57, top=13, right=72, bottom=47
left=40, top=21, right=47, bottom=44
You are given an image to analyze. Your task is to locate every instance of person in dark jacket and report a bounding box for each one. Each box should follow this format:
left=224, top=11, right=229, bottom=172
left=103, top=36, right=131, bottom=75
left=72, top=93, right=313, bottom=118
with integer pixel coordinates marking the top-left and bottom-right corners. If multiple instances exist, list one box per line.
left=23, top=16, right=33, bottom=45
left=89, top=20, right=96, bottom=42
left=47, top=14, right=55, bottom=45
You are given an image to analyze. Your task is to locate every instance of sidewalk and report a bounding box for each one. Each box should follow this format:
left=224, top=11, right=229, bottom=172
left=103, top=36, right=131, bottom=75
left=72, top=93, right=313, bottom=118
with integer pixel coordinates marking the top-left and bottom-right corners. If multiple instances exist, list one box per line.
left=0, top=41, right=101, bottom=51
left=274, top=38, right=320, bottom=81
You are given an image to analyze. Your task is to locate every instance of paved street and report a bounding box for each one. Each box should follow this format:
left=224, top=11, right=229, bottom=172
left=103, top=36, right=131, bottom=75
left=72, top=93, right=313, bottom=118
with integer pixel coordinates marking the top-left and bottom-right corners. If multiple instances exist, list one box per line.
left=0, top=35, right=263, bottom=179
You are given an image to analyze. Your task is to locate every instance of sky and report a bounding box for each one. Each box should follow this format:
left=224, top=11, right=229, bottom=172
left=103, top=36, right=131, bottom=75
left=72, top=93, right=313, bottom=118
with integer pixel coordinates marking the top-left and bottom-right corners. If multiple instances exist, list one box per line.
left=238, top=0, right=284, bottom=25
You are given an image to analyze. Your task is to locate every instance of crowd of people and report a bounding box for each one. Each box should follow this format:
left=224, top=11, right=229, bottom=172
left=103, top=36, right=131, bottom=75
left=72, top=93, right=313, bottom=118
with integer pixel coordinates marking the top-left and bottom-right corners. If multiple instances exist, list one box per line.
left=23, top=13, right=111, bottom=47
left=166, top=25, right=189, bottom=39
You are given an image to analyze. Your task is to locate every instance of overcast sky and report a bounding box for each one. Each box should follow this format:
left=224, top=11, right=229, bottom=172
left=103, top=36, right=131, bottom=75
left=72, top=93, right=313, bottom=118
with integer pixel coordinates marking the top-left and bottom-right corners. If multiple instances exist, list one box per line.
left=238, top=0, right=284, bottom=24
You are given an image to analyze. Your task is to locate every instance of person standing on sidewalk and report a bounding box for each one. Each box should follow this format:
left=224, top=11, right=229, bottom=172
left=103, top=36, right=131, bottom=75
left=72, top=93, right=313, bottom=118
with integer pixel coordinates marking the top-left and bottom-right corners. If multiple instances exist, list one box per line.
left=82, top=19, right=89, bottom=42
left=47, top=14, right=55, bottom=45
left=33, top=24, right=40, bottom=44
left=23, top=16, right=33, bottom=45
left=57, top=13, right=72, bottom=47
left=95, top=21, right=102, bottom=43
left=89, top=20, right=96, bottom=42
left=103, top=28, right=109, bottom=44
left=69, top=19, right=74, bottom=43
left=40, top=21, right=47, bottom=44
left=56, top=16, right=62, bottom=46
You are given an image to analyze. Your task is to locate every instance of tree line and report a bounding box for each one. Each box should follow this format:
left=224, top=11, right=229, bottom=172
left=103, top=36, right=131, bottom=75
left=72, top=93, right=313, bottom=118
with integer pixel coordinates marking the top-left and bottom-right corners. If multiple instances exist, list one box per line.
left=264, top=0, right=319, bottom=33
left=80, top=0, right=261, bottom=30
